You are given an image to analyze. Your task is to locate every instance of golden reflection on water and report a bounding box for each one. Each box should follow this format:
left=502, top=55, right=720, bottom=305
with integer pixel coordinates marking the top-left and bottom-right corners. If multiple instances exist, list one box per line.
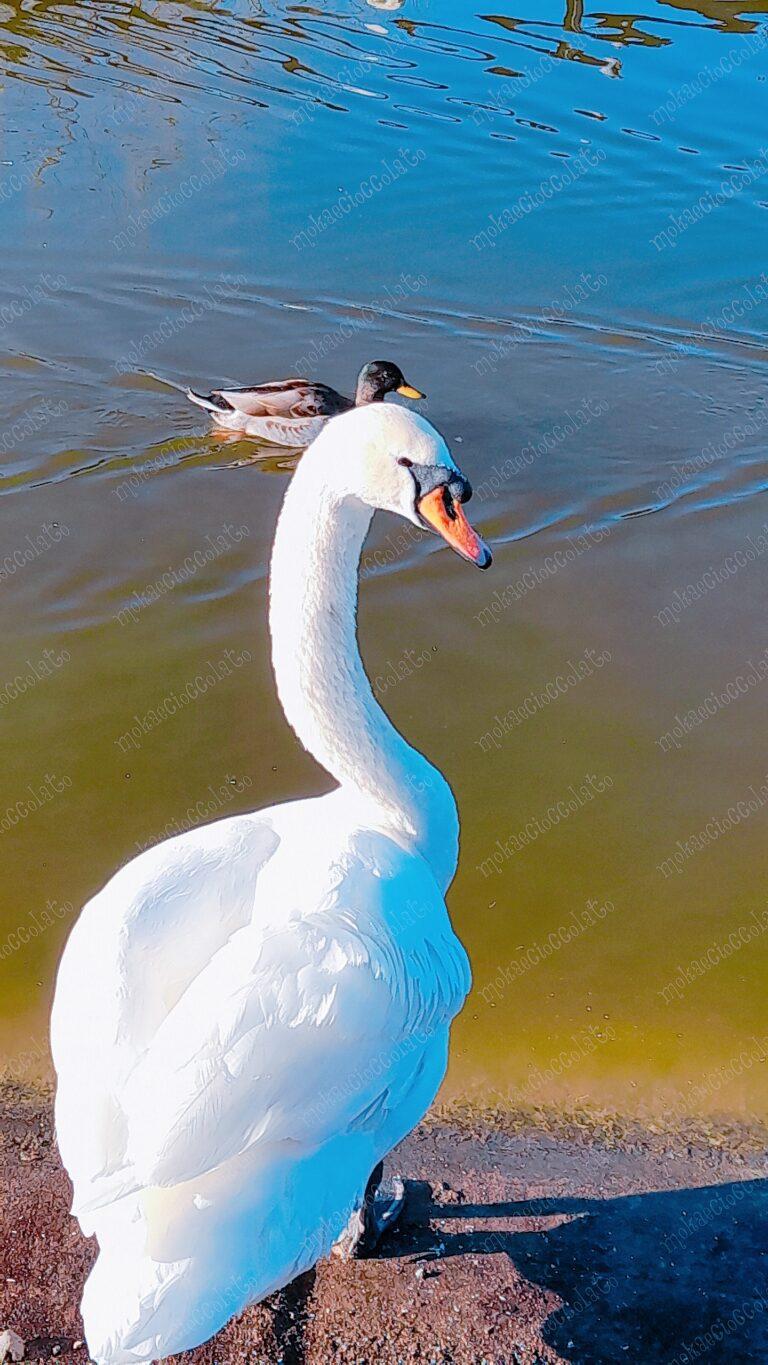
left=2, top=0, right=768, bottom=1119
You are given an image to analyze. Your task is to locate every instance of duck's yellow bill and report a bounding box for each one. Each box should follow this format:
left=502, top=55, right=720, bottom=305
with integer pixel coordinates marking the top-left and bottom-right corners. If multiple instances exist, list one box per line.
left=397, top=384, right=425, bottom=400
left=417, top=486, right=492, bottom=569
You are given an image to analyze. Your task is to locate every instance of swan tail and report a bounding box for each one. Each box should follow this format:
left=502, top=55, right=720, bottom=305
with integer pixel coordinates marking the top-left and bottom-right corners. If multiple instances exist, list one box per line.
left=79, top=1144, right=366, bottom=1361
left=79, top=1198, right=182, bottom=1365
left=80, top=1187, right=274, bottom=1364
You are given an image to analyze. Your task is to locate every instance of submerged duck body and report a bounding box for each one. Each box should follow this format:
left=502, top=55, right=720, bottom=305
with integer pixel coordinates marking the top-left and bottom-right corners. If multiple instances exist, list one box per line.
left=187, top=359, right=424, bottom=446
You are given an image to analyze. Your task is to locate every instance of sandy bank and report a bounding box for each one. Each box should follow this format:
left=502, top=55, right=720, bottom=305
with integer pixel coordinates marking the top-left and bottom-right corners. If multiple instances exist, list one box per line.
left=1, top=1082, right=766, bottom=1363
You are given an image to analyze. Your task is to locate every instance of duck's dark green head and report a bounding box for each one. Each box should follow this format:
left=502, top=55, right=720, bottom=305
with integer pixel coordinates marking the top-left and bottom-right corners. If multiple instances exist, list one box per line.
left=355, top=360, right=425, bottom=406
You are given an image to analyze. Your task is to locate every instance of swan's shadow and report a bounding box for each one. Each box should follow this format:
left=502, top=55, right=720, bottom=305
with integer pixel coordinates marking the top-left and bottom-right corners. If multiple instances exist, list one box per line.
left=379, top=1177, right=768, bottom=1364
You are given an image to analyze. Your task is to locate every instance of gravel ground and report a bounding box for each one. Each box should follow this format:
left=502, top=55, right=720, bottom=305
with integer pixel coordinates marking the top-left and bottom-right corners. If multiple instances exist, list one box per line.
left=1, top=1082, right=767, bottom=1364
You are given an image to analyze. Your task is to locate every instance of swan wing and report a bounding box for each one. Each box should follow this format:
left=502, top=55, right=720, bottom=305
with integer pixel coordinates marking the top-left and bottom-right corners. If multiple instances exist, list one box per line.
left=54, top=820, right=468, bottom=1220
left=51, top=813, right=281, bottom=1223
left=120, top=827, right=468, bottom=1190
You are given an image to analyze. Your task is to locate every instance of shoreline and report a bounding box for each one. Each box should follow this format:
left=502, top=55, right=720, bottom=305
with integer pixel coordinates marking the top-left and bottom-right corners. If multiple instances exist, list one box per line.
left=430, top=1093, right=768, bottom=1157
left=2, top=1080, right=767, bottom=1363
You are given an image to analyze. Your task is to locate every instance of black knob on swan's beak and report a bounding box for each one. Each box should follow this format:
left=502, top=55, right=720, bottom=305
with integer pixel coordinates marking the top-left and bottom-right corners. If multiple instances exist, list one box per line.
left=449, top=473, right=472, bottom=504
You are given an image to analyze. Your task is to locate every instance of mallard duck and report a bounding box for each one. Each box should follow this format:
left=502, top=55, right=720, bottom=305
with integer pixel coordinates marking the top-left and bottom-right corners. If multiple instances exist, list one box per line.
left=186, top=359, right=425, bottom=447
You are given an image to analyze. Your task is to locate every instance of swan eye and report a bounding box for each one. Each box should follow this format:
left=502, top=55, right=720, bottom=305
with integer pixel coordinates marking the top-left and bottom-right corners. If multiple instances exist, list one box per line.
left=398, top=457, right=414, bottom=468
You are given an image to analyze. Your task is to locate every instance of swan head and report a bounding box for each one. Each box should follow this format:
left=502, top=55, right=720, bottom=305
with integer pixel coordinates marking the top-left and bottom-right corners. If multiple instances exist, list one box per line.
left=312, top=404, right=493, bottom=569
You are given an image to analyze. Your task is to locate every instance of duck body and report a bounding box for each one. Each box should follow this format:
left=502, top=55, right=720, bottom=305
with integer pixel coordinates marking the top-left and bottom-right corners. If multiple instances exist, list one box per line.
left=186, top=377, right=351, bottom=446
left=51, top=405, right=490, bottom=1364
left=186, top=360, right=424, bottom=446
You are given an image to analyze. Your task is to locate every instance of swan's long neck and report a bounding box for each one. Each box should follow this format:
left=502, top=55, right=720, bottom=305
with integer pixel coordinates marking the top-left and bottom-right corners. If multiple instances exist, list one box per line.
left=269, top=459, right=458, bottom=891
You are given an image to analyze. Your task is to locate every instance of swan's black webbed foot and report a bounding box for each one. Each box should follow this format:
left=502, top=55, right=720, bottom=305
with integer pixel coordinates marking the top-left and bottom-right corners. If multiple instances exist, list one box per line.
left=331, top=1161, right=406, bottom=1259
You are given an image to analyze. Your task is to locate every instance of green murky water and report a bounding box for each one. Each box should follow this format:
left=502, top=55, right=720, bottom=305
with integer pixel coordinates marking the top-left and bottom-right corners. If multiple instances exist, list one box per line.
left=2, top=0, right=768, bottom=1117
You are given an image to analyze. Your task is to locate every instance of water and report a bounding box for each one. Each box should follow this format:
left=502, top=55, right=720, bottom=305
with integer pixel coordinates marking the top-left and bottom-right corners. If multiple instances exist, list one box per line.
left=2, top=0, right=768, bottom=1119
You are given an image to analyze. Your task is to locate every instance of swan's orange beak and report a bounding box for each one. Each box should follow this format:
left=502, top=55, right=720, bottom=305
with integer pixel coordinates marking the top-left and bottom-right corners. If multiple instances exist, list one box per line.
left=417, top=487, right=492, bottom=569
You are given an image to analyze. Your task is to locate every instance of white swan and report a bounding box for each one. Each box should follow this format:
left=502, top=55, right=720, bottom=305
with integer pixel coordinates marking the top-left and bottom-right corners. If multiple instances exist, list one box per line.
left=50, top=404, right=492, bottom=1364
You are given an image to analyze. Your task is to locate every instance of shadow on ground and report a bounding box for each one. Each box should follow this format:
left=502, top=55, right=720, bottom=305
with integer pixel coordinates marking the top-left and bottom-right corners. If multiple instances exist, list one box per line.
left=383, top=1176, right=768, bottom=1363
left=3, top=1084, right=768, bottom=1365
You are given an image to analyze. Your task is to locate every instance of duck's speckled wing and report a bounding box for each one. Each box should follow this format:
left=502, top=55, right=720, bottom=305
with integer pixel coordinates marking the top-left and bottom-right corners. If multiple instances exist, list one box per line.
left=209, top=380, right=352, bottom=419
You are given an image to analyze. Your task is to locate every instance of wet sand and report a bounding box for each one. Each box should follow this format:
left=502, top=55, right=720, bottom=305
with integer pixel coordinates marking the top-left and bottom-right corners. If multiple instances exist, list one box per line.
left=2, top=1081, right=767, bottom=1365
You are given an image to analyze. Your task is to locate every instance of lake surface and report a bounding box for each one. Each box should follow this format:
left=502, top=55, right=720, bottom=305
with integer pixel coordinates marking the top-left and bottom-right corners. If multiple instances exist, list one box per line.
left=2, top=0, right=768, bottom=1118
